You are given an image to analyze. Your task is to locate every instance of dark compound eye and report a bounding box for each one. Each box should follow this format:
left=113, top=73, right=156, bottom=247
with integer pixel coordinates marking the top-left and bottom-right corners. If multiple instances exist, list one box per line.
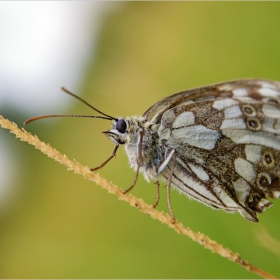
left=116, top=119, right=127, bottom=133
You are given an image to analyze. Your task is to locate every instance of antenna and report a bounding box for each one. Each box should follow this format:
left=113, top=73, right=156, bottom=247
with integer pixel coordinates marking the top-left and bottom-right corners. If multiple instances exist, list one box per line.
left=24, top=87, right=117, bottom=125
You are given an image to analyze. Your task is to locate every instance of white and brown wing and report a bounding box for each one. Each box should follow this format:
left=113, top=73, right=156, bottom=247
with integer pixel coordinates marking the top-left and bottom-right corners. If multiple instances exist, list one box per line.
left=143, top=79, right=280, bottom=123
left=154, top=79, right=280, bottom=221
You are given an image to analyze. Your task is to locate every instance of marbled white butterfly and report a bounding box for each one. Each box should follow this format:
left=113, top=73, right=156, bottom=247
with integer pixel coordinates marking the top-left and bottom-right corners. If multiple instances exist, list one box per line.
left=25, top=79, right=280, bottom=222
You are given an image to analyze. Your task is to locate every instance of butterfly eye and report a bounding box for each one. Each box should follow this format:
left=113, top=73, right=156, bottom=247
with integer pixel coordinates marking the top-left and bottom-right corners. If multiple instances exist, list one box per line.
left=116, top=119, right=127, bottom=133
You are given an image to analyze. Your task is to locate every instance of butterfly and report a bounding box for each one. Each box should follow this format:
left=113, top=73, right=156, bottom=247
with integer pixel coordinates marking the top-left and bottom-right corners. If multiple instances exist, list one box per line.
left=24, top=79, right=280, bottom=222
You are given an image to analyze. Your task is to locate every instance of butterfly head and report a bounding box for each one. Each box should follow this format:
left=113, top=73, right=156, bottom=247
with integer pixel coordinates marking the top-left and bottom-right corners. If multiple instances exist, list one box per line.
left=104, top=116, right=149, bottom=146
left=104, top=118, right=128, bottom=145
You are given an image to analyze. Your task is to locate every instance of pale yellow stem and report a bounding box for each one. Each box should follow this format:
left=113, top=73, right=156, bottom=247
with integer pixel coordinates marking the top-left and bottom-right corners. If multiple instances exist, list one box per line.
left=0, top=115, right=277, bottom=279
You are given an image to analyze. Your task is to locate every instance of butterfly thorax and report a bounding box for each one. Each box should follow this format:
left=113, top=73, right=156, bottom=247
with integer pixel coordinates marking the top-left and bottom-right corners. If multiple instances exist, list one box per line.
left=124, top=116, right=165, bottom=182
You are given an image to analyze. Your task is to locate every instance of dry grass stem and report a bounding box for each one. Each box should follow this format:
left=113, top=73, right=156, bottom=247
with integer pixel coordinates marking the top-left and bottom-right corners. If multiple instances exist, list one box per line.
left=0, top=115, right=277, bottom=279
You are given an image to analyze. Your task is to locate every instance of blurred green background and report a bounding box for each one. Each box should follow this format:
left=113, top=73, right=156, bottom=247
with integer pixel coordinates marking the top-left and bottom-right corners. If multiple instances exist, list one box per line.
left=1, top=2, right=280, bottom=278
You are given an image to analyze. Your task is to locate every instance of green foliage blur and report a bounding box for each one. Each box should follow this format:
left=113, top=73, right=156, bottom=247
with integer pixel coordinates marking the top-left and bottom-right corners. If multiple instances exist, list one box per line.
left=1, top=2, right=280, bottom=278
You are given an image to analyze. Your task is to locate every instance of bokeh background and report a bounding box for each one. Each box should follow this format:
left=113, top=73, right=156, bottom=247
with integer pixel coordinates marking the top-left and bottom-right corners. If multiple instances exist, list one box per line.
left=0, top=2, right=280, bottom=278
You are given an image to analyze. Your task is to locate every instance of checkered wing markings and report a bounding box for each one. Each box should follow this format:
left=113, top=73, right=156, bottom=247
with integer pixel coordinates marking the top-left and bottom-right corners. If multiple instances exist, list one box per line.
left=143, top=79, right=280, bottom=123
left=152, top=79, right=280, bottom=221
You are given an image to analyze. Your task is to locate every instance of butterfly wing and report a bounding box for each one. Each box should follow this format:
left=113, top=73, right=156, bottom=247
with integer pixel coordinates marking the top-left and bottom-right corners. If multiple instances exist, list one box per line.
left=153, top=79, right=280, bottom=221
left=143, top=79, right=280, bottom=123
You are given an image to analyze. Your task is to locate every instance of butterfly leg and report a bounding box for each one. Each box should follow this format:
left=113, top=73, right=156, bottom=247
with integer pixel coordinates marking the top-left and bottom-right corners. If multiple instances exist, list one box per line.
left=166, top=149, right=176, bottom=223
left=123, top=131, right=143, bottom=194
left=90, top=145, right=119, bottom=171
left=153, top=181, right=160, bottom=208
